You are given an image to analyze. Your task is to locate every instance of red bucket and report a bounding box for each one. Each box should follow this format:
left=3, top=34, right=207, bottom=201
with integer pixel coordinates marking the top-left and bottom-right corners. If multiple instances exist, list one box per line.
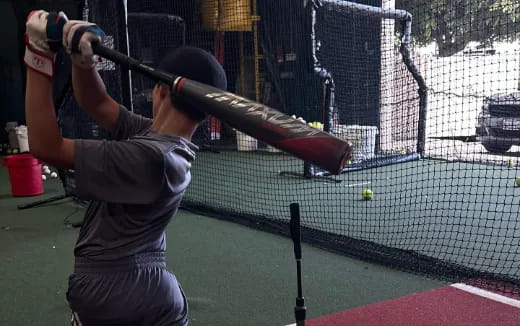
left=2, top=154, right=43, bottom=197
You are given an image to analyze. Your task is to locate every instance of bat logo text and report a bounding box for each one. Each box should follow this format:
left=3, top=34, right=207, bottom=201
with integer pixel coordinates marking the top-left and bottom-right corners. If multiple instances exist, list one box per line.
left=205, top=92, right=321, bottom=137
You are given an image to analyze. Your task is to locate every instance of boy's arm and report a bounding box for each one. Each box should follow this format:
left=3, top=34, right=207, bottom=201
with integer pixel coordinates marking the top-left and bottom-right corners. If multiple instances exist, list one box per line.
left=65, top=20, right=152, bottom=138
left=71, top=66, right=120, bottom=131
left=25, top=64, right=74, bottom=168
left=24, top=10, right=74, bottom=168
left=65, top=20, right=120, bottom=131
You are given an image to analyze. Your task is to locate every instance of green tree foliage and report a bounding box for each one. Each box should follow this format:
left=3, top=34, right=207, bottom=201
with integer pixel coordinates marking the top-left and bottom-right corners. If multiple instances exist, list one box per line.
left=396, top=0, right=520, bottom=56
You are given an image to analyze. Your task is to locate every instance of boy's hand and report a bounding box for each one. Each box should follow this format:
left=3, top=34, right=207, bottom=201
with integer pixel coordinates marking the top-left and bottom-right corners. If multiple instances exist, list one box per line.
left=63, top=21, right=106, bottom=69
left=24, top=10, right=68, bottom=78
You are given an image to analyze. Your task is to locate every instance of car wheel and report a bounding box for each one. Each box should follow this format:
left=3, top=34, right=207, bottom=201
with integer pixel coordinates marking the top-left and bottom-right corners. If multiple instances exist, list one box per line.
left=482, top=142, right=512, bottom=153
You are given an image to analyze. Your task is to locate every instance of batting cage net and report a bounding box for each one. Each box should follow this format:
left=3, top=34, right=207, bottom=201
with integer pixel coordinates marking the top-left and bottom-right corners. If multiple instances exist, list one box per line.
left=53, top=0, right=130, bottom=201
left=57, top=0, right=520, bottom=294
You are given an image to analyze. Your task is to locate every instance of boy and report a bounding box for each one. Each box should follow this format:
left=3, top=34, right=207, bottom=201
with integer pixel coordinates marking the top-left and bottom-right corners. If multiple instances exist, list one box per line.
left=24, top=10, right=227, bottom=325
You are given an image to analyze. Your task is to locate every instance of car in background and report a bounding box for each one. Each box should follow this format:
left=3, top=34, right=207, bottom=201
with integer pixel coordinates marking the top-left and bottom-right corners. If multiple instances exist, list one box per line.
left=476, top=92, right=520, bottom=153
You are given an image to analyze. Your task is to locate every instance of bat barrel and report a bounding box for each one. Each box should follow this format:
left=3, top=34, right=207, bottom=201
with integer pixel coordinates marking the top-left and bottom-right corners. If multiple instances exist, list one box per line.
left=175, top=79, right=352, bottom=174
left=92, top=43, right=353, bottom=174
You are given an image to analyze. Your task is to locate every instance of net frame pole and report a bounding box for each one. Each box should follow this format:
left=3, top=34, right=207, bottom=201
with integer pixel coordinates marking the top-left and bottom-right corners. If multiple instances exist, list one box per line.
left=318, top=0, right=428, bottom=155
left=285, top=0, right=339, bottom=181
left=122, top=0, right=133, bottom=111
left=278, top=0, right=342, bottom=182
left=311, top=0, right=336, bottom=135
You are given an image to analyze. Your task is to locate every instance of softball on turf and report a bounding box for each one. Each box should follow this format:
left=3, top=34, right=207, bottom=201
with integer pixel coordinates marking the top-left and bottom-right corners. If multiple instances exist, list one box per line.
left=362, top=189, right=373, bottom=200
left=50, top=172, right=58, bottom=178
left=42, top=174, right=47, bottom=181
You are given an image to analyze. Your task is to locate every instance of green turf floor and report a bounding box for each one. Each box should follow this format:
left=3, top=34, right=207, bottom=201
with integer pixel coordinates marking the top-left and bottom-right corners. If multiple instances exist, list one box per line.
left=185, top=151, right=520, bottom=280
left=0, top=162, right=445, bottom=325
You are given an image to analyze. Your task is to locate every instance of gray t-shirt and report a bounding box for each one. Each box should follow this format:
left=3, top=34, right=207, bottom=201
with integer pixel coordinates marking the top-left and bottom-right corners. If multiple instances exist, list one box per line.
left=73, top=106, right=198, bottom=261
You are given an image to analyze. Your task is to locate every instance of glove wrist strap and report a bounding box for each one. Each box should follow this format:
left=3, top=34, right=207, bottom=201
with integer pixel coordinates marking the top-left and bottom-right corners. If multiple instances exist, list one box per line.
left=24, top=35, right=55, bottom=78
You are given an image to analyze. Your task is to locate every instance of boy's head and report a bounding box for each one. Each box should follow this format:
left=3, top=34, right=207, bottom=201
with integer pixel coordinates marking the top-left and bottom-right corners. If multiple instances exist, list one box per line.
left=152, top=46, right=227, bottom=122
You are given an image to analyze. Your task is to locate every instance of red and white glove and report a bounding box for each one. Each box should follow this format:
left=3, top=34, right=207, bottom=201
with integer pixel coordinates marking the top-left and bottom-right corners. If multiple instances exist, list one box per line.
left=63, top=20, right=105, bottom=69
left=24, top=10, right=68, bottom=78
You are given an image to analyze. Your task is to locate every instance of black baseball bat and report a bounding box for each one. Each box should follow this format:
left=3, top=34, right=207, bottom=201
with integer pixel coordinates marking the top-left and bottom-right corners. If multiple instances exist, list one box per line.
left=92, top=42, right=353, bottom=174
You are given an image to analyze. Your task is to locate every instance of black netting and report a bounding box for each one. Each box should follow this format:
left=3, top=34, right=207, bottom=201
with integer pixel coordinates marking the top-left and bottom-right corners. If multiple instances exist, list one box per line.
left=63, top=0, right=520, bottom=294
left=127, top=12, right=186, bottom=117
left=56, top=0, right=129, bottom=199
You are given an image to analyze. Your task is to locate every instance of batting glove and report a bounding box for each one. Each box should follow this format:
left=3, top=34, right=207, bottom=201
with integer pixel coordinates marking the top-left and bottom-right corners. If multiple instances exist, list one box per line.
left=63, top=20, right=105, bottom=69
left=24, top=10, right=68, bottom=78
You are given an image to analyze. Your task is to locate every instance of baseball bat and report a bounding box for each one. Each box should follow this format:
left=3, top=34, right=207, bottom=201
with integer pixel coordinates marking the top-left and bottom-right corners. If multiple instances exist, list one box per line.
left=92, top=42, right=353, bottom=174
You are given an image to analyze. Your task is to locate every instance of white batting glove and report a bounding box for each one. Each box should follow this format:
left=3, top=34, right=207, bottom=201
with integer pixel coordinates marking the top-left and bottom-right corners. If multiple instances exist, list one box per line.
left=24, top=10, right=68, bottom=78
left=63, top=20, right=105, bottom=69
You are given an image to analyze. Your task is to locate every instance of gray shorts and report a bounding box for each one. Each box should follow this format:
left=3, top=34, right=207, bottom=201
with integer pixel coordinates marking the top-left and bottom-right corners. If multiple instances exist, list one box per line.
left=67, top=252, right=188, bottom=326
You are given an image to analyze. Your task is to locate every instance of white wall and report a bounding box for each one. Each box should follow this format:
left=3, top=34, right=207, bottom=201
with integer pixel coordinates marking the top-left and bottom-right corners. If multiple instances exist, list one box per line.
left=379, top=0, right=396, bottom=151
